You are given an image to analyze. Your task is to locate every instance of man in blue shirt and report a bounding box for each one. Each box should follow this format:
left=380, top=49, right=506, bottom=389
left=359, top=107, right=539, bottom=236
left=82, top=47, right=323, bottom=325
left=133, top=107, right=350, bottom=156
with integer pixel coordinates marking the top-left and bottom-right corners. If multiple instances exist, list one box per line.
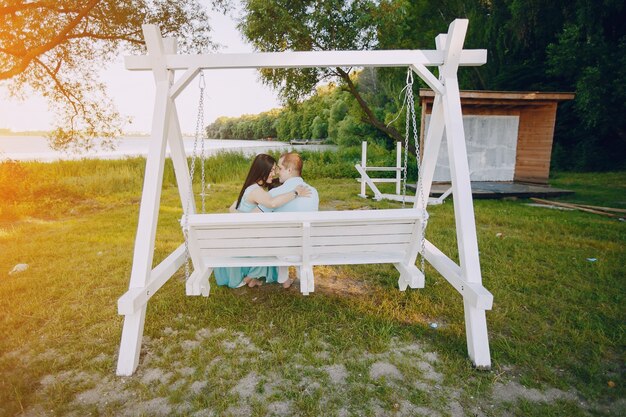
left=258, top=152, right=319, bottom=287
left=258, top=152, right=319, bottom=213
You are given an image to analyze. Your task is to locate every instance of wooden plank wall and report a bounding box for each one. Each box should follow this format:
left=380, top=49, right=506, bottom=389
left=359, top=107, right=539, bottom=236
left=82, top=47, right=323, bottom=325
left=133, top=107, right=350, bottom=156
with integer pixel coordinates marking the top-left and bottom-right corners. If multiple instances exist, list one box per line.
left=514, top=104, right=557, bottom=184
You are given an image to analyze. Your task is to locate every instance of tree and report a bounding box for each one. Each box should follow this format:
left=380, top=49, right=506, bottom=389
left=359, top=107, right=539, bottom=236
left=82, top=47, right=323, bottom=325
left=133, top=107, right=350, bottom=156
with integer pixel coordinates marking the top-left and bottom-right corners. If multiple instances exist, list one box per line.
left=239, top=0, right=416, bottom=150
left=0, top=0, right=226, bottom=151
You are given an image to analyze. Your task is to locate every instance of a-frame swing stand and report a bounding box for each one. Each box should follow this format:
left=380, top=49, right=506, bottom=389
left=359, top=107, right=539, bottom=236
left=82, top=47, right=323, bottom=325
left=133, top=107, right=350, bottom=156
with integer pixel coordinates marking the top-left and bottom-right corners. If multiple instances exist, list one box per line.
left=116, top=19, right=494, bottom=376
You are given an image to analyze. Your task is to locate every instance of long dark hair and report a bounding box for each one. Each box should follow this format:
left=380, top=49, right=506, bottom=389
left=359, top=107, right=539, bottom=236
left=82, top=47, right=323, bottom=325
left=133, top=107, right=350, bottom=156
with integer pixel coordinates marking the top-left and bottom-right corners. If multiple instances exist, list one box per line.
left=236, top=154, right=276, bottom=209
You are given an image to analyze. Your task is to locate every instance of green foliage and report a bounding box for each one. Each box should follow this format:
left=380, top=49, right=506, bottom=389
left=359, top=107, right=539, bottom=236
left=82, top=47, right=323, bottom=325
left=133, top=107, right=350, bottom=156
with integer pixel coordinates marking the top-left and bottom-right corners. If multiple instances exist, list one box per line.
left=206, top=110, right=281, bottom=140
left=239, top=0, right=377, bottom=103
left=545, top=11, right=626, bottom=170
left=230, top=0, right=626, bottom=171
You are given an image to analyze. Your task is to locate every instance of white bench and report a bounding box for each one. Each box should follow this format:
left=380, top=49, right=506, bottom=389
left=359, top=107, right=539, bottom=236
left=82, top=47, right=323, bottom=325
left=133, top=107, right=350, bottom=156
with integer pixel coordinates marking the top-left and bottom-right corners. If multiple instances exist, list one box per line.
left=183, top=208, right=428, bottom=296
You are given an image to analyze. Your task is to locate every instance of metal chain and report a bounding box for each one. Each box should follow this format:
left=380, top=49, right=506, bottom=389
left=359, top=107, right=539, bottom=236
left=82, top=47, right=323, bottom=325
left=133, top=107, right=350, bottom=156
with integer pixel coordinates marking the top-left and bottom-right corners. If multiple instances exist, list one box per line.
left=404, top=69, right=427, bottom=275
left=184, top=71, right=206, bottom=282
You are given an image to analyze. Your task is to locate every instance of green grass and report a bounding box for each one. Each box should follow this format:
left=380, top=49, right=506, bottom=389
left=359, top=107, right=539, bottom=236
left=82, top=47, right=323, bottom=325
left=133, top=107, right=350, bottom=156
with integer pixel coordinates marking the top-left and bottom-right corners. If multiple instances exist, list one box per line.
left=0, top=155, right=624, bottom=416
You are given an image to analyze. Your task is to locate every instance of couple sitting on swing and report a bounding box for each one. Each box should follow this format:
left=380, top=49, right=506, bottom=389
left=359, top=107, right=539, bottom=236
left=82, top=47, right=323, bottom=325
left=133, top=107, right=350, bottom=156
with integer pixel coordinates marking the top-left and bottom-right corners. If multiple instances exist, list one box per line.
left=214, top=152, right=319, bottom=289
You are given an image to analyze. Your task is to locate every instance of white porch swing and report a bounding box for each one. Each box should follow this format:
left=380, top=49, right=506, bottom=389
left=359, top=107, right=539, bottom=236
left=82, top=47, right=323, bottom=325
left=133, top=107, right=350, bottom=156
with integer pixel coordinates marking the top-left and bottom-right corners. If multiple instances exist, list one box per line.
left=116, top=19, right=494, bottom=376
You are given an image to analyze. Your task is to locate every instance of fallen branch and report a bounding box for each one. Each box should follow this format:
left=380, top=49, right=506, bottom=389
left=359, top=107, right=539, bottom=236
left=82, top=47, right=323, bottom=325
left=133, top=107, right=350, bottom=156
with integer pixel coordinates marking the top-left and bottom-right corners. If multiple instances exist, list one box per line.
left=530, top=198, right=620, bottom=218
left=569, top=203, right=626, bottom=214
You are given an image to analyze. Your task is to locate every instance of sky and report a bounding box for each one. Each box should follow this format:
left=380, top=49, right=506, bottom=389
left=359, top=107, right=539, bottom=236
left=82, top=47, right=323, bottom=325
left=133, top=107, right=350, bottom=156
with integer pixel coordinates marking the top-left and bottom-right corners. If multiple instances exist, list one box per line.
left=0, top=5, right=281, bottom=135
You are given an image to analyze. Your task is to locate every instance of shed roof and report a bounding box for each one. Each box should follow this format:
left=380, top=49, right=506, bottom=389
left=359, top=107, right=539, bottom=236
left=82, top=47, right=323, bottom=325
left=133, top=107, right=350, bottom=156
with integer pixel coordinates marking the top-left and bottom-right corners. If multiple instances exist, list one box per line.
left=419, top=89, right=575, bottom=108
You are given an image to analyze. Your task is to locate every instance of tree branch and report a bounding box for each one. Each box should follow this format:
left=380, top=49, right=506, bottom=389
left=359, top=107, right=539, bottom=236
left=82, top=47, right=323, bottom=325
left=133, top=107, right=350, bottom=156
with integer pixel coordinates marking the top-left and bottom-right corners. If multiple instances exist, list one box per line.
left=67, top=32, right=144, bottom=44
left=0, top=0, right=100, bottom=80
left=335, top=67, right=413, bottom=153
left=33, top=57, right=82, bottom=132
left=0, top=1, right=80, bottom=15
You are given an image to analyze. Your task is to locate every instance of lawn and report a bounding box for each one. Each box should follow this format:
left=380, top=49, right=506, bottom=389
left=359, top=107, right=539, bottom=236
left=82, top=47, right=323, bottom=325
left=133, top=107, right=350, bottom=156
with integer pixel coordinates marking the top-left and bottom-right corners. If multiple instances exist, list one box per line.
left=0, top=155, right=624, bottom=416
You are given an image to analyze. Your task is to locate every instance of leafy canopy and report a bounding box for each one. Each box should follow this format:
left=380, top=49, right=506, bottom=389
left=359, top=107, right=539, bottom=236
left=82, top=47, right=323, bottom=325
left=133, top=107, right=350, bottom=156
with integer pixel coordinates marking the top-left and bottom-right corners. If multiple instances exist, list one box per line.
left=0, top=0, right=225, bottom=150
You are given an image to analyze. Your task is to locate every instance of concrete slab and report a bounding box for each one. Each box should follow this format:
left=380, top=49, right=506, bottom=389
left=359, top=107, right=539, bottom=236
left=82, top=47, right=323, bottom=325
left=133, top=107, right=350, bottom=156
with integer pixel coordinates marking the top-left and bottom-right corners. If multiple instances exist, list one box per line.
left=412, top=182, right=574, bottom=200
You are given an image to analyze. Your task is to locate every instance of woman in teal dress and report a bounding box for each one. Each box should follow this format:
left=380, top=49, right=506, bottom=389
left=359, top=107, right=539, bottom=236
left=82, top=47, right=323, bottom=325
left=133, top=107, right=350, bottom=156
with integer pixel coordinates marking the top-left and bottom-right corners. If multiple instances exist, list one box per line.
left=214, top=154, right=311, bottom=288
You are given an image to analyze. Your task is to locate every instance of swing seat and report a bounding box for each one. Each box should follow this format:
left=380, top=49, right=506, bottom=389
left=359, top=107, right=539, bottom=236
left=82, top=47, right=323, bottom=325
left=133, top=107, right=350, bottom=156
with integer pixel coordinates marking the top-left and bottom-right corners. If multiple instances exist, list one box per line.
left=183, top=208, right=428, bottom=296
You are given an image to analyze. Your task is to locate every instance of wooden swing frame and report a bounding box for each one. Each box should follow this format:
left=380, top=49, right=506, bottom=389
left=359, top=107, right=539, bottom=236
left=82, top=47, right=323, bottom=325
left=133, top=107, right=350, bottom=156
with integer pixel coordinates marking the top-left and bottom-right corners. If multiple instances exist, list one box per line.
left=116, top=19, right=493, bottom=376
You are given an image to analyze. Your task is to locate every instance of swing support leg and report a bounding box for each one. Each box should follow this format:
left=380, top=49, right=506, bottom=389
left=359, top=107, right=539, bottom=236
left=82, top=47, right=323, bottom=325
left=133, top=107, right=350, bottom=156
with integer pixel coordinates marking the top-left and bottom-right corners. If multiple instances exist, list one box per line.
left=117, top=79, right=171, bottom=375
left=395, top=262, right=425, bottom=291
left=186, top=268, right=212, bottom=297
left=300, top=265, right=315, bottom=295
left=117, top=28, right=190, bottom=376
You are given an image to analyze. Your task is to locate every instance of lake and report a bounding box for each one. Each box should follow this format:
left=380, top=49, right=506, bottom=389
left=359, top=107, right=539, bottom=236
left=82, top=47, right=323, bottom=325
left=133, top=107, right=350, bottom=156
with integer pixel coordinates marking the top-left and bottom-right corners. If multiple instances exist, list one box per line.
left=0, top=135, right=334, bottom=162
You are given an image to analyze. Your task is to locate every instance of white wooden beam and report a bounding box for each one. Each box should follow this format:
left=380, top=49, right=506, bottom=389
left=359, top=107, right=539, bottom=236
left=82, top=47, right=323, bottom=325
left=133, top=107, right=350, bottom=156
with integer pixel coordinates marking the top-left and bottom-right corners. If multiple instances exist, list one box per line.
left=170, top=66, right=201, bottom=100
left=187, top=207, right=425, bottom=225
left=395, top=262, right=425, bottom=290
left=355, top=164, right=383, bottom=200
left=410, top=63, right=444, bottom=95
left=117, top=25, right=174, bottom=376
left=423, top=241, right=492, bottom=309
left=360, top=141, right=367, bottom=197
left=117, top=83, right=172, bottom=377
left=443, top=80, right=482, bottom=277
left=185, top=227, right=209, bottom=296
left=464, top=300, right=491, bottom=369
left=301, top=222, right=313, bottom=295
left=439, top=20, right=469, bottom=79
left=415, top=94, right=445, bottom=209
left=118, top=244, right=187, bottom=315
left=126, top=48, right=487, bottom=72
left=438, top=18, right=491, bottom=369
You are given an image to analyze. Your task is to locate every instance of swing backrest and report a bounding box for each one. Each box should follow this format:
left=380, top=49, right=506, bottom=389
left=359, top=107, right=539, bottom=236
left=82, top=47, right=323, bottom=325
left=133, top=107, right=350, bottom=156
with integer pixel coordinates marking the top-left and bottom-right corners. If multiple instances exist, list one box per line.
left=185, top=208, right=427, bottom=267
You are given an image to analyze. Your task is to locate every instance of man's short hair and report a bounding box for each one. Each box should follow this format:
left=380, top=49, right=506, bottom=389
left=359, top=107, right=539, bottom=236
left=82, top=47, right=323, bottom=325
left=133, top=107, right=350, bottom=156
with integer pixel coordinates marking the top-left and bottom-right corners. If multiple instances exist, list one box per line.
left=280, top=152, right=303, bottom=176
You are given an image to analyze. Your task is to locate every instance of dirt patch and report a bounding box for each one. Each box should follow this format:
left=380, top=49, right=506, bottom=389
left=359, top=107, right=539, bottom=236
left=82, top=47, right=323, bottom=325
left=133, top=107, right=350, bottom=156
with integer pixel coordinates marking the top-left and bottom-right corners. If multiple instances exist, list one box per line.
left=369, top=361, right=404, bottom=380
left=178, top=366, right=195, bottom=377
left=315, top=350, right=331, bottom=360
left=313, top=266, right=372, bottom=296
left=416, top=360, right=443, bottom=382
left=399, top=401, right=441, bottom=417
left=323, top=364, right=348, bottom=385
left=190, top=380, right=207, bottom=394
left=140, top=367, right=172, bottom=385
left=191, top=408, right=216, bottom=417
left=224, top=404, right=252, bottom=416
left=162, top=327, right=178, bottom=336
left=18, top=335, right=599, bottom=417
left=122, top=397, right=171, bottom=417
left=492, top=380, right=578, bottom=404
left=196, top=327, right=226, bottom=340
left=181, top=339, right=201, bottom=350
left=267, top=400, right=292, bottom=416
left=70, top=374, right=133, bottom=409
left=230, top=371, right=259, bottom=398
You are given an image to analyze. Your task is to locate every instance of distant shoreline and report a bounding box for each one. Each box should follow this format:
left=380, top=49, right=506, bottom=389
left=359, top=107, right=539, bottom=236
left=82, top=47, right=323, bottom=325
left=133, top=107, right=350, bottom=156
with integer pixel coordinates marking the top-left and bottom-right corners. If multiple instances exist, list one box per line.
left=0, top=135, right=335, bottom=162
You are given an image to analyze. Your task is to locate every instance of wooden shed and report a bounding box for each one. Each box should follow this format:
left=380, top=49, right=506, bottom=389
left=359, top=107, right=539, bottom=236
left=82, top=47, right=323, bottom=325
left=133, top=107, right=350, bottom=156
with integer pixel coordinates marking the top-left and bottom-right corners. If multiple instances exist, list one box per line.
left=419, top=90, right=575, bottom=184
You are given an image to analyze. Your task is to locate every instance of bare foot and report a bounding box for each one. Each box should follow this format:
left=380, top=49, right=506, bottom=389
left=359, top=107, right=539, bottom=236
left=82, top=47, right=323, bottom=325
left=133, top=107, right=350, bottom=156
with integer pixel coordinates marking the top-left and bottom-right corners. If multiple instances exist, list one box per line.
left=282, top=278, right=295, bottom=289
left=247, top=278, right=263, bottom=287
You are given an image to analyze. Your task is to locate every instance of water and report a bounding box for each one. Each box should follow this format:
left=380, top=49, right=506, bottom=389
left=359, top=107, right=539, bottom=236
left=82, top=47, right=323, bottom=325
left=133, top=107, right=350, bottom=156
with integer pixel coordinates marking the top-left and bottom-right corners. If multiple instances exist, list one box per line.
left=0, top=135, right=334, bottom=162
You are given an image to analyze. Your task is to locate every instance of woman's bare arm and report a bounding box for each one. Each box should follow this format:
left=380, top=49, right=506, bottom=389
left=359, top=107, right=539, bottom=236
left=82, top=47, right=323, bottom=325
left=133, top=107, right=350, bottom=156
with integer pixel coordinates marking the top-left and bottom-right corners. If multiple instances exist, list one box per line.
left=248, top=184, right=311, bottom=209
